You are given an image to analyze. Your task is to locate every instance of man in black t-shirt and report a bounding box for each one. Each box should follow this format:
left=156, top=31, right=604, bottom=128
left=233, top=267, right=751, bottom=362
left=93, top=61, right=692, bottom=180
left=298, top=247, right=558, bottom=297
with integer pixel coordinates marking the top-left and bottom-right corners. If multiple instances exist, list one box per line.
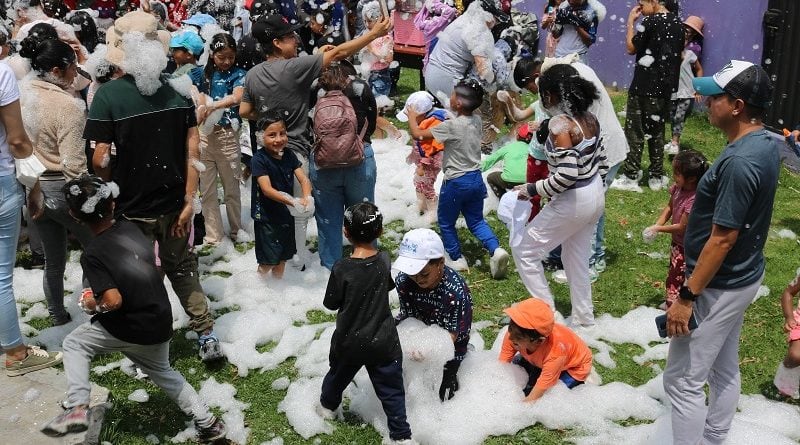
left=612, top=0, right=683, bottom=193
left=41, top=176, right=226, bottom=441
left=83, top=12, right=221, bottom=362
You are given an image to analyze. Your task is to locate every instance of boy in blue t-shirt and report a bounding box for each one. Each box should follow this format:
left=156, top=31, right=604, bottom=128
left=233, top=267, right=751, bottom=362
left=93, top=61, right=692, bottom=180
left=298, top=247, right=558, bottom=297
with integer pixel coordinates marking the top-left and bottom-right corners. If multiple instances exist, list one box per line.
left=406, top=80, right=509, bottom=280
left=250, top=111, right=312, bottom=278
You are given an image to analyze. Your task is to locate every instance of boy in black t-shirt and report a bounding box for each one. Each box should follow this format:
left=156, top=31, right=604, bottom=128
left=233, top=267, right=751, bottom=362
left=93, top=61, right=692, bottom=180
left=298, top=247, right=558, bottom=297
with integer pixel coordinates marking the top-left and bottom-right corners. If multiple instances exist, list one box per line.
left=317, top=202, right=414, bottom=445
left=41, top=175, right=225, bottom=442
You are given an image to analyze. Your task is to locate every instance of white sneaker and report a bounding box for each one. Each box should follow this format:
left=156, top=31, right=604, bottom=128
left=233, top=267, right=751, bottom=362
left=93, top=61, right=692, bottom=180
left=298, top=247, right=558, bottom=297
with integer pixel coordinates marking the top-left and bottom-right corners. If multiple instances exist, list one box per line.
left=315, top=403, right=340, bottom=420
left=552, top=269, right=568, bottom=284
left=489, top=247, right=509, bottom=279
left=648, top=176, right=670, bottom=191
left=445, top=256, right=469, bottom=272
left=382, top=438, right=419, bottom=445
left=663, top=142, right=679, bottom=155
left=610, top=175, right=643, bottom=193
left=552, top=268, right=598, bottom=284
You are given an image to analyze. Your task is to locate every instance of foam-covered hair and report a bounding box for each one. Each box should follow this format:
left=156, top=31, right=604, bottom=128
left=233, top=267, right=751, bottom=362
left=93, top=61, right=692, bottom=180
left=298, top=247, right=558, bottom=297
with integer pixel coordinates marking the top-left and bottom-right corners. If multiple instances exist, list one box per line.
left=62, top=174, right=120, bottom=224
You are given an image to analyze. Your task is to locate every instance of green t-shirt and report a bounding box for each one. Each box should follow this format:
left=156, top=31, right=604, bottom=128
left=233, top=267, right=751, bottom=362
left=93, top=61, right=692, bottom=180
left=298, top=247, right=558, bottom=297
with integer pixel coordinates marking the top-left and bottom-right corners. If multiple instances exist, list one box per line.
left=84, top=75, right=197, bottom=218
left=481, top=140, right=529, bottom=184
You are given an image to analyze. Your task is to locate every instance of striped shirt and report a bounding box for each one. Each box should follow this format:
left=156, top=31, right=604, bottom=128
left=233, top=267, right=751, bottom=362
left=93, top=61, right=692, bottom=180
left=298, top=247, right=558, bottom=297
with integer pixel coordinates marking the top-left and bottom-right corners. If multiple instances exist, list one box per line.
left=533, top=114, right=608, bottom=198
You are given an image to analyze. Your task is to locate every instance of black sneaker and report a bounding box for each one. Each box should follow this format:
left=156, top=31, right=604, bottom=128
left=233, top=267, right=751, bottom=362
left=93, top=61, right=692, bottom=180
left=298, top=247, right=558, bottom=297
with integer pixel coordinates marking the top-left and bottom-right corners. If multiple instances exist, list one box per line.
left=29, top=252, right=45, bottom=270
left=541, top=258, right=563, bottom=272
left=196, top=416, right=226, bottom=443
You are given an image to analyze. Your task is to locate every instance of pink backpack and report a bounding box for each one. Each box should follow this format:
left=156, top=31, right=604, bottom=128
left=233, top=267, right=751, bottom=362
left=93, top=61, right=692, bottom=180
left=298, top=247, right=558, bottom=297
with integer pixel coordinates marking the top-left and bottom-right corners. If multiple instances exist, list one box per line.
left=312, top=90, right=367, bottom=169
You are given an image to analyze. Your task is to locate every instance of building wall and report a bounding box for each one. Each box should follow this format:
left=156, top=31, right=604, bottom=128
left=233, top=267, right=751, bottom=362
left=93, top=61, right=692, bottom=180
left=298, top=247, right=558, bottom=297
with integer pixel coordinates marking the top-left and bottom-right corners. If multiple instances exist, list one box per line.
left=516, top=0, right=769, bottom=88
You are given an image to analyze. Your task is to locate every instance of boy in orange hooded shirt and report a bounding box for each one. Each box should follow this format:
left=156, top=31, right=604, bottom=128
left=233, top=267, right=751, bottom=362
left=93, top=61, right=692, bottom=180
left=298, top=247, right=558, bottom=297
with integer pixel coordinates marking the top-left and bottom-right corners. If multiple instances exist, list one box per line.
left=499, top=298, right=593, bottom=401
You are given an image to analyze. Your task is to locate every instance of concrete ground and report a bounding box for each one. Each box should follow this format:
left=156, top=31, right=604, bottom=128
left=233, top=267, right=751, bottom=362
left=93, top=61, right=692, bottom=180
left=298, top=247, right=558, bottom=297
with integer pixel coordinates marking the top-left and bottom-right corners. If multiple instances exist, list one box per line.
left=0, top=361, right=109, bottom=445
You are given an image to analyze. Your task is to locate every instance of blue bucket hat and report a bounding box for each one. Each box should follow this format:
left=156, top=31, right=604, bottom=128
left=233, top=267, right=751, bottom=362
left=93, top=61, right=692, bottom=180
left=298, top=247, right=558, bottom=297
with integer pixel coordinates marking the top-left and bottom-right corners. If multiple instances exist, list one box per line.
left=170, top=32, right=205, bottom=56
left=182, top=13, right=218, bottom=28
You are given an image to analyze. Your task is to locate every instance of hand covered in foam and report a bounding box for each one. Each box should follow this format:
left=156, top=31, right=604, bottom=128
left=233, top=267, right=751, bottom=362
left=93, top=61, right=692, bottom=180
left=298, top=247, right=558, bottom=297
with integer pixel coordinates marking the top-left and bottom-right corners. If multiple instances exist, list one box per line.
left=496, top=90, right=512, bottom=104
left=642, top=226, right=658, bottom=244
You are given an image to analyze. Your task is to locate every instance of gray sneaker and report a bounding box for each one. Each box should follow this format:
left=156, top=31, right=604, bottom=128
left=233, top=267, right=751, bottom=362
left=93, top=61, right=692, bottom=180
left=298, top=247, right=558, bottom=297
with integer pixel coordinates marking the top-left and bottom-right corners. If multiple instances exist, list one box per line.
left=6, top=346, right=63, bottom=377
left=41, top=405, right=89, bottom=437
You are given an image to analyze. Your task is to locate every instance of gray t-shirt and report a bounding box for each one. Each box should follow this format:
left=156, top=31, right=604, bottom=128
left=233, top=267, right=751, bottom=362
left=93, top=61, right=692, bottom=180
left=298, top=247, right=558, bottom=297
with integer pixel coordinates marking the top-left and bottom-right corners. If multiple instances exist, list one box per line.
left=430, top=114, right=482, bottom=180
left=672, top=49, right=698, bottom=100
left=243, top=54, right=323, bottom=157
left=684, top=129, right=780, bottom=289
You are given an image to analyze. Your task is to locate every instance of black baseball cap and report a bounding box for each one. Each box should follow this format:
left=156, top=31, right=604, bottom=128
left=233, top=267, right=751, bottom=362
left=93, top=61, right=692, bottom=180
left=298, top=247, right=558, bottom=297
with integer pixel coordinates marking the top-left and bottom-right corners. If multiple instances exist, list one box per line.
left=251, top=14, right=302, bottom=45
left=693, top=60, right=773, bottom=109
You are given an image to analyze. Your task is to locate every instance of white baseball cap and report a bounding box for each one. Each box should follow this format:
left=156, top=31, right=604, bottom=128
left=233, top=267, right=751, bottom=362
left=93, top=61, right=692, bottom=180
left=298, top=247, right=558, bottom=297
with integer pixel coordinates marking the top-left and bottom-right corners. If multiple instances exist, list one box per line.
left=396, top=91, right=435, bottom=122
left=392, top=228, right=445, bottom=275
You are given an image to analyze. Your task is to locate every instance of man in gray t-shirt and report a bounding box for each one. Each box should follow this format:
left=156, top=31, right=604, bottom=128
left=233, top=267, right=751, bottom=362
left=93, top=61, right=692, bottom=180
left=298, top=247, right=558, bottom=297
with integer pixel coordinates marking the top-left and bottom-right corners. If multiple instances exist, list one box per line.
left=663, top=60, right=777, bottom=445
left=239, top=14, right=391, bottom=264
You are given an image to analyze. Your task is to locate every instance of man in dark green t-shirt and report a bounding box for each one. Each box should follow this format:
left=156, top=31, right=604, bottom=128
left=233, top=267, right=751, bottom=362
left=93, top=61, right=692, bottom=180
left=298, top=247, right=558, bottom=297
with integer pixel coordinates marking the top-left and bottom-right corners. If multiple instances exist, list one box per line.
left=663, top=60, right=778, bottom=445
left=83, top=11, right=222, bottom=362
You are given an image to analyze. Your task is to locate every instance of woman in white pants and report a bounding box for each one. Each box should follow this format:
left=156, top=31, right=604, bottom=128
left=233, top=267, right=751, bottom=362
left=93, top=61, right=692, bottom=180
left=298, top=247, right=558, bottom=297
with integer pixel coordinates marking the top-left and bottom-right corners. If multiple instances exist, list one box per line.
left=514, top=64, right=607, bottom=327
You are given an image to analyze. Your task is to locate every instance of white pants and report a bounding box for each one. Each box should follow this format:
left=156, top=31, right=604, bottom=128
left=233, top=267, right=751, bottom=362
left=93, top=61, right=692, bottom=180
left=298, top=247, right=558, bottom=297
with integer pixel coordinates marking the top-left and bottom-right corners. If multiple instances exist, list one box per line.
left=663, top=275, right=764, bottom=445
left=512, top=176, right=604, bottom=326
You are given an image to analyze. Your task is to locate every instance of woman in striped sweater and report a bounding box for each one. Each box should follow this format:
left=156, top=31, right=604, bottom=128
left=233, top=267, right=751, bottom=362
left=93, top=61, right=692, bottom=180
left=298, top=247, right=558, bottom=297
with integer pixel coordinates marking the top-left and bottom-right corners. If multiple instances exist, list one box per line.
left=513, top=63, right=607, bottom=327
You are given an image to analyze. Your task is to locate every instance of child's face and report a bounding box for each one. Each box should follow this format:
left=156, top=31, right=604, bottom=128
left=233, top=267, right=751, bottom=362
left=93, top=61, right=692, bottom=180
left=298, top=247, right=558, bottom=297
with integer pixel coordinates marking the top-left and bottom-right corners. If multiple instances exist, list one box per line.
left=262, top=121, right=288, bottom=158
left=171, top=48, right=194, bottom=66
left=672, top=160, right=697, bottom=190
left=409, top=259, right=444, bottom=290
left=508, top=325, right=545, bottom=355
left=212, top=47, right=236, bottom=72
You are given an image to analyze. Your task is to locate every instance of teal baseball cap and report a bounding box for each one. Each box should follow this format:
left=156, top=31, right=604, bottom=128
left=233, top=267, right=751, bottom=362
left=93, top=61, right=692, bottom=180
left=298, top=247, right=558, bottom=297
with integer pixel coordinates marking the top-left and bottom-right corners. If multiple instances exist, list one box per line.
left=170, top=32, right=204, bottom=56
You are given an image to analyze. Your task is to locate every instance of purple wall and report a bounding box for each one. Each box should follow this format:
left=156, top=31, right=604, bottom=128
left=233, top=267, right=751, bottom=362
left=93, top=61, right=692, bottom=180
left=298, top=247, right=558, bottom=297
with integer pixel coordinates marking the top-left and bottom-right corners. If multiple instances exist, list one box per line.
left=515, top=0, right=769, bottom=89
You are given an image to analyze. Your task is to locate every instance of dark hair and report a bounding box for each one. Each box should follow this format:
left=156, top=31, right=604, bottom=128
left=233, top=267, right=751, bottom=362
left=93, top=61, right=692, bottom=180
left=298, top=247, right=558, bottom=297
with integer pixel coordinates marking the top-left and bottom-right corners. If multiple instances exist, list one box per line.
left=344, top=202, right=383, bottom=244
left=150, top=0, right=168, bottom=22
left=453, top=78, right=483, bottom=113
left=723, top=92, right=767, bottom=121
left=661, top=0, right=679, bottom=14
left=673, top=149, right=708, bottom=182
left=235, top=35, right=265, bottom=70
left=537, top=63, right=599, bottom=115
left=205, top=33, right=237, bottom=83
left=62, top=175, right=117, bottom=224
left=26, top=22, right=59, bottom=41
left=19, top=37, right=75, bottom=73
left=513, top=57, right=542, bottom=90
left=508, top=320, right=544, bottom=341
left=318, top=62, right=350, bottom=91
left=255, top=108, right=285, bottom=131
left=68, top=11, right=99, bottom=53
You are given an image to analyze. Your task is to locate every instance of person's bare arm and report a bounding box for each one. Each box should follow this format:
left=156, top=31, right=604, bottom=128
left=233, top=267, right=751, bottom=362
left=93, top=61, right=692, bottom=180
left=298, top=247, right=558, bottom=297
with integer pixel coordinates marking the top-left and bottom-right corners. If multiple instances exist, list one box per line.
left=171, top=127, right=200, bottom=238
left=322, top=17, right=393, bottom=68
left=406, top=108, right=434, bottom=140
left=92, top=142, right=112, bottom=180
left=625, top=6, right=642, bottom=55
left=0, top=99, right=33, bottom=159
left=239, top=100, right=256, bottom=121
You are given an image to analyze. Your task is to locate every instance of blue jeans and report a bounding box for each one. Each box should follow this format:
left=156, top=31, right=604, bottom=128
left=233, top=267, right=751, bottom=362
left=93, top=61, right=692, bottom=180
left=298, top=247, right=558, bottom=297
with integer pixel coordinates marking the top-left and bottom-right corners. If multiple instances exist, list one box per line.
left=0, top=174, right=24, bottom=349
left=438, top=170, right=500, bottom=261
left=321, top=357, right=411, bottom=440
left=512, top=354, right=583, bottom=395
left=310, top=144, right=376, bottom=270
left=368, top=68, right=392, bottom=98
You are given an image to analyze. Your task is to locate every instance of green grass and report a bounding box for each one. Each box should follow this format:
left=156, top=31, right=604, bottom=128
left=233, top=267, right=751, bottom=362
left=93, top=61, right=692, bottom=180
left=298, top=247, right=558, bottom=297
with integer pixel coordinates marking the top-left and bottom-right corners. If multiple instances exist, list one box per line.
left=20, top=67, right=800, bottom=444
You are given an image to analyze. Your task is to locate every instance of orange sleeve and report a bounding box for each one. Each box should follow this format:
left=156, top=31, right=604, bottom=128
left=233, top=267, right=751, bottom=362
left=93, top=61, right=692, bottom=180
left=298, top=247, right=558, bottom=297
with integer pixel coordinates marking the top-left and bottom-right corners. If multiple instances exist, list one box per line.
left=499, top=330, right=516, bottom=363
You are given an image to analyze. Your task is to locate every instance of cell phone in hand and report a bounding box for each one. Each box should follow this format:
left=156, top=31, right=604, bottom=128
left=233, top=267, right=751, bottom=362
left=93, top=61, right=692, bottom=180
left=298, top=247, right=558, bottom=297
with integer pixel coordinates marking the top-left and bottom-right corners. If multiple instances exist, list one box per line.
left=656, top=312, right=698, bottom=338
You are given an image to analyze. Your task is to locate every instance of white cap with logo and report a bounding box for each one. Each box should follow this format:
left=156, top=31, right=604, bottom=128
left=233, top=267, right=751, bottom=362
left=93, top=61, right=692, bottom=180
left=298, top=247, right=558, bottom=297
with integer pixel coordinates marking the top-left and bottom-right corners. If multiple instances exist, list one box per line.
left=392, top=228, right=445, bottom=275
left=396, top=91, right=435, bottom=122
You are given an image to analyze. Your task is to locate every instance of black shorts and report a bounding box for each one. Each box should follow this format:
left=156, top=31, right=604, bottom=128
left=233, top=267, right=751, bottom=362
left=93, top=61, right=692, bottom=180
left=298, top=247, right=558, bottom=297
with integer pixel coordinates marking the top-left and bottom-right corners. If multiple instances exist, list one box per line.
left=254, top=221, right=296, bottom=265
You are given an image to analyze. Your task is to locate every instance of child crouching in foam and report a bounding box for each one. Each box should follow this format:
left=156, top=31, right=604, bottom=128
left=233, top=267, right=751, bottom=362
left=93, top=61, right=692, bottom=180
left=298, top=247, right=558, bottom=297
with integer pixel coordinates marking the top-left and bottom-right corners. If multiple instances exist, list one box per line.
left=500, top=298, right=592, bottom=401
left=318, top=202, right=415, bottom=445
left=41, top=175, right=225, bottom=441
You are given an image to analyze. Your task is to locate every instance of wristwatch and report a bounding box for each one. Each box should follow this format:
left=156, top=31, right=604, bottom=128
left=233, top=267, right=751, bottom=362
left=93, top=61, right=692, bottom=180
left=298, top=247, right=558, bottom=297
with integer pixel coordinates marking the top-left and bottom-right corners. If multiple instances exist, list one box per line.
left=679, top=284, right=699, bottom=302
